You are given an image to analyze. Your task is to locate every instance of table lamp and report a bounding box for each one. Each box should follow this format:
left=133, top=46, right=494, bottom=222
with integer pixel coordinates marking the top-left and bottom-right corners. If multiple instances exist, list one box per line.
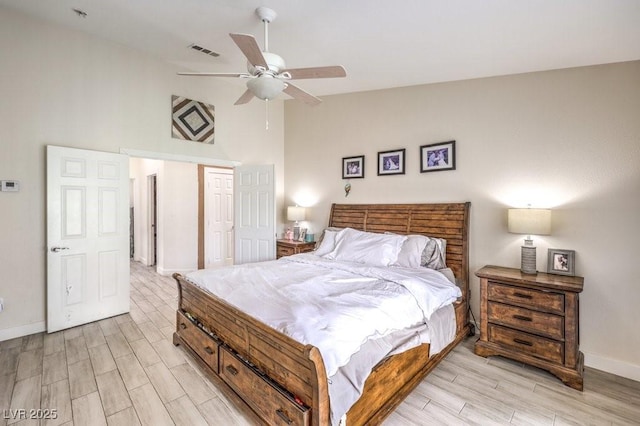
left=287, top=206, right=305, bottom=241
left=508, top=207, right=551, bottom=274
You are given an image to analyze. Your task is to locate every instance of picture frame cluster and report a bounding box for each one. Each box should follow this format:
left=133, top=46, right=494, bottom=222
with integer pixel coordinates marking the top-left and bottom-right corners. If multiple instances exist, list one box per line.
left=342, top=140, right=456, bottom=179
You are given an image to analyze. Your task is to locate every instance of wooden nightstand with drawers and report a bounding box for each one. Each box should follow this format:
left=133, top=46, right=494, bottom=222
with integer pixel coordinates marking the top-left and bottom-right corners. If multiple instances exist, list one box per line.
left=276, top=239, right=316, bottom=259
left=474, top=265, right=585, bottom=390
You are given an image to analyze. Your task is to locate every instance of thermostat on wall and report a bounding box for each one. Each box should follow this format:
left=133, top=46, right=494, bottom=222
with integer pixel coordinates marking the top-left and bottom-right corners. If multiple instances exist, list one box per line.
left=1, top=180, right=20, bottom=192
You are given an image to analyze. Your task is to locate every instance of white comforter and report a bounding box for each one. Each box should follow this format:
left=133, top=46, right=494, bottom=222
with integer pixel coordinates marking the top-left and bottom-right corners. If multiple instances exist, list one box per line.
left=185, top=253, right=461, bottom=377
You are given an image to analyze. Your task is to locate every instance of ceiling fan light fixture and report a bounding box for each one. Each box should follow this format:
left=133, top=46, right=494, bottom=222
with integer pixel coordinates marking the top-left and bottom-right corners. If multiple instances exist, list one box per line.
left=178, top=7, right=346, bottom=106
left=247, top=77, right=285, bottom=100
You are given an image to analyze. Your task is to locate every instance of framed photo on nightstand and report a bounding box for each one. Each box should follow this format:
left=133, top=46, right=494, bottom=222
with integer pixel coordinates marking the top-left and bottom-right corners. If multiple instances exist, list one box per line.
left=547, top=248, right=575, bottom=276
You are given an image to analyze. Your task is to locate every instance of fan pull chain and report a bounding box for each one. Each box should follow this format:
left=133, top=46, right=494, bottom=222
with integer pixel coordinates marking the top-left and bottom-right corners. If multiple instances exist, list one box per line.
left=265, top=99, right=269, bottom=130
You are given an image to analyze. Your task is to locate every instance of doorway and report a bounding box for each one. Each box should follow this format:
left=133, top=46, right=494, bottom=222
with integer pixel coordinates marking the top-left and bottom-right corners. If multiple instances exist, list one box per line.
left=147, top=174, right=157, bottom=267
left=125, top=149, right=275, bottom=274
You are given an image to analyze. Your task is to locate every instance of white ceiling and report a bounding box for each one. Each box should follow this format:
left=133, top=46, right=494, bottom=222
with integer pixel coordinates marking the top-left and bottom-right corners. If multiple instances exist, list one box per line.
left=2, top=0, right=640, bottom=98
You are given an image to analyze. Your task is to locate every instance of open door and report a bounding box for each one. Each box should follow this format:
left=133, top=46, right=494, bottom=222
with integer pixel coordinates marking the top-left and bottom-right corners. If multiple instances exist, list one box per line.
left=47, top=145, right=130, bottom=332
left=234, top=165, right=275, bottom=264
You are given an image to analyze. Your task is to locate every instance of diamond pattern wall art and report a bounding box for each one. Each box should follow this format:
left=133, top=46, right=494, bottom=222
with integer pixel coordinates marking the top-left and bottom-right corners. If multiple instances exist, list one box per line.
left=171, top=95, right=215, bottom=144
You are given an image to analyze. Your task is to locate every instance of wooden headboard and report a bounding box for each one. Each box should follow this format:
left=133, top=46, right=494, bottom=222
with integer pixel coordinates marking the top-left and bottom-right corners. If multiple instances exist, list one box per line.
left=328, top=202, right=471, bottom=301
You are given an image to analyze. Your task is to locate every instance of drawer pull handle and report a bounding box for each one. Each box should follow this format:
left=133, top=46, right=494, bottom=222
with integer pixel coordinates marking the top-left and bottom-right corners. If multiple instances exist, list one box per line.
left=180, top=323, right=187, bottom=330
left=513, top=292, right=533, bottom=299
left=275, top=408, right=293, bottom=424
left=513, top=315, right=532, bottom=322
left=204, top=346, right=214, bottom=355
left=225, top=365, right=238, bottom=376
left=513, top=338, right=533, bottom=346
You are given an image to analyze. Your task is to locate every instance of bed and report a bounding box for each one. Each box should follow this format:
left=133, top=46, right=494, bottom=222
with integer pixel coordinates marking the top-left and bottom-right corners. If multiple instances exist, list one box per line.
left=172, top=202, right=471, bottom=425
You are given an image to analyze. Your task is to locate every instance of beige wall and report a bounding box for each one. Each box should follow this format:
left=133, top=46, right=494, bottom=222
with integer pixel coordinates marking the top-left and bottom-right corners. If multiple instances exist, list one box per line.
left=284, top=61, right=640, bottom=380
left=0, top=8, right=285, bottom=338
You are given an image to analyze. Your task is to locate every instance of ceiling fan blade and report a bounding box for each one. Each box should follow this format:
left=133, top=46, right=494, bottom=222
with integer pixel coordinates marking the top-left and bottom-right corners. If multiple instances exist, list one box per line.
left=283, top=65, right=347, bottom=80
left=229, top=33, right=268, bottom=69
left=177, top=72, right=249, bottom=78
left=283, top=83, right=322, bottom=106
left=234, top=89, right=255, bottom=105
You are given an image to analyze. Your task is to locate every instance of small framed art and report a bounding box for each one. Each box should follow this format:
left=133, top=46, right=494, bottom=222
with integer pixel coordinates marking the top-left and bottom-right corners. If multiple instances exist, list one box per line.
left=547, top=249, right=575, bottom=276
left=377, top=149, right=405, bottom=176
left=420, top=140, right=456, bottom=173
left=342, top=155, right=365, bottom=179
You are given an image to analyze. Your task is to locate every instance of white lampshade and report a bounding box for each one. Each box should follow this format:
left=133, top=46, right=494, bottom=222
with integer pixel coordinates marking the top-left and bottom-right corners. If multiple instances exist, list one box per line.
left=508, top=208, right=551, bottom=235
left=247, top=77, right=285, bottom=100
left=287, top=206, right=305, bottom=222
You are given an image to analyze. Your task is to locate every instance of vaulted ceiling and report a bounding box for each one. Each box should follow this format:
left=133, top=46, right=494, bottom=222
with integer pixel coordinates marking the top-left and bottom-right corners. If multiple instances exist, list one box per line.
left=2, top=0, right=639, bottom=97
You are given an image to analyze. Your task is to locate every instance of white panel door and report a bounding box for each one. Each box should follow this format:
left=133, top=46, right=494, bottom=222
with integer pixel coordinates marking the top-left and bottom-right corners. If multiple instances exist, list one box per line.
left=47, top=145, right=130, bottom=332
left=204, top=168, right=234, bottom=268
left=234, top=165, right=275, bottom=264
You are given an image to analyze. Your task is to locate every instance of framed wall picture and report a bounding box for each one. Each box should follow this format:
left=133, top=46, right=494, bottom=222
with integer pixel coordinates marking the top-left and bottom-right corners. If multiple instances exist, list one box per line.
left=342, top=155, right=365, bottom=179
left=547, top=248, right=576, bottom=276
left=171, top=95, right=215, bottom=143
left=377, top=149, right=405, bottom=176
left=420, top=140, right=456, bottom=173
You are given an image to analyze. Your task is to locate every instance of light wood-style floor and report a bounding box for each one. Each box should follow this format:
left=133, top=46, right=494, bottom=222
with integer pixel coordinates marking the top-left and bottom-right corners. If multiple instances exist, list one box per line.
left=1, top=261, right=639, bottom=426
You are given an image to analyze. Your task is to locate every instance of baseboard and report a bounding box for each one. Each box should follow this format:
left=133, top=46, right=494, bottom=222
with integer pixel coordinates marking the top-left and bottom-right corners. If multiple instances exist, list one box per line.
left=0, top=321, right=46, bottom=342
left=584, top=351, right=640, bottom=382
left=156, top=267, right=193, bottom=277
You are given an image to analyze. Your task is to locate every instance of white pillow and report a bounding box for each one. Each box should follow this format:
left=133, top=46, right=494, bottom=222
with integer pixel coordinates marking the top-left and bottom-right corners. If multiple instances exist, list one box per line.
left=327, top=228, right=407, bottom=267
left=422, top=237, right=447, bottom=270
left=393, top=234, right=429, bottom=268
left=314, top=229, right=341, bottom=256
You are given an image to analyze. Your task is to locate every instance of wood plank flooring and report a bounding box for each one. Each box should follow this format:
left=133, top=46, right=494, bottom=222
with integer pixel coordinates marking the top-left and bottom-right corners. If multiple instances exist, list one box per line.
left=1, top=261, right=638, bottom=425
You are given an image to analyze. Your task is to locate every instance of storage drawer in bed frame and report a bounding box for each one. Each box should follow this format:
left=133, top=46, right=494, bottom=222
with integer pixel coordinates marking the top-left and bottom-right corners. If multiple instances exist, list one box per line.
left=220, top=346, right=310, bottom=426
left=176, top=308, right=310, bottom=425
left=176, top=310, right=220, bottom=372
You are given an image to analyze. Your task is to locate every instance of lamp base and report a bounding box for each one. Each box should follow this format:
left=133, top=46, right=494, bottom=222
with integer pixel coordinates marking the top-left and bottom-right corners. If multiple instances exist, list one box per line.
left=520, top=245, right=537, bottom=274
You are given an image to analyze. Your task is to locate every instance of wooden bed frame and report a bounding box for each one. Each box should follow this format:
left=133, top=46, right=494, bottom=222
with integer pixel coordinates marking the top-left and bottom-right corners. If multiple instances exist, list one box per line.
left=173, top=202, right=471, bottom=425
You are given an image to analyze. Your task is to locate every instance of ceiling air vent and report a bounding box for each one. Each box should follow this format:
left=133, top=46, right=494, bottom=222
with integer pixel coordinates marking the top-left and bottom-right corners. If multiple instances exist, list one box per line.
left=189, top=44, right=220, bottom=58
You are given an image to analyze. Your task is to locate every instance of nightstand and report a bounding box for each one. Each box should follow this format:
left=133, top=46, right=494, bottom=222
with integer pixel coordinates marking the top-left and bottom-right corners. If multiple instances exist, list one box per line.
left=276, top=239, right=316, bottom=259
left=474, top=265, right=585, bottom=390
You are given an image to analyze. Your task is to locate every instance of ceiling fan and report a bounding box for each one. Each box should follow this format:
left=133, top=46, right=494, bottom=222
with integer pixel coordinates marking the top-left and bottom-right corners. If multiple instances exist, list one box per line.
left=178, top=7, right=346, bottom=106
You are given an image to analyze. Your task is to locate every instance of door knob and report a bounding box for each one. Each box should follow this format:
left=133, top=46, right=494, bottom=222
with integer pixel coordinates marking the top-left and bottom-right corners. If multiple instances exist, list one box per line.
left=51, top=247, right=69, bottom=253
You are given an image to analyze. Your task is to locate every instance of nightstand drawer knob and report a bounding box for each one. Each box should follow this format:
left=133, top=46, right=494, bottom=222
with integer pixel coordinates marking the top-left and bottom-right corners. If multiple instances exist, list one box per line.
left=512, top=314, right=532, bottom=322
left=513, top=292, right=533, bottom=299
left=513, top=338, right=533, bottom=346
